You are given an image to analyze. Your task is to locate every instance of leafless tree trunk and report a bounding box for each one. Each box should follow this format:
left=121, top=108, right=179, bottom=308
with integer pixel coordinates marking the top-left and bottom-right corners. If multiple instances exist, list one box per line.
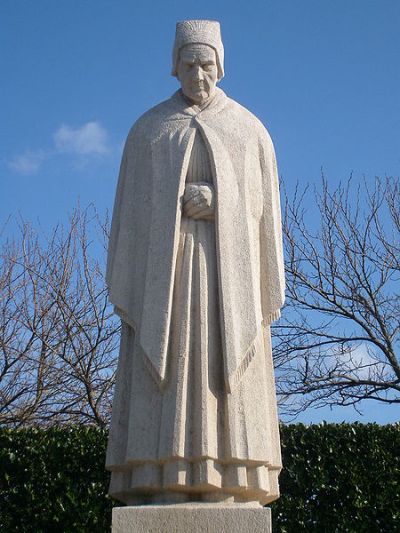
left=0, top=206, right=120, bottom=427
left=273, top=176, right=399, bottom=416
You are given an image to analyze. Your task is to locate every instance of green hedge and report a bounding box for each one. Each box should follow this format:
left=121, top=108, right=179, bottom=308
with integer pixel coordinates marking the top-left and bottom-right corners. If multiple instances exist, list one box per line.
left=0, top=427, right=112, bottom=532
left=1, top=424, right=399, bottom=532
left=271, top=424, right=400, bottom=532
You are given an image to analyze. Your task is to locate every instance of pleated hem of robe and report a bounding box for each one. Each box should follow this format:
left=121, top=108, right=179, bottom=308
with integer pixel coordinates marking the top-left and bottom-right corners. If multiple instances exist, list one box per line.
left=108, top=458, right=280, bottom=505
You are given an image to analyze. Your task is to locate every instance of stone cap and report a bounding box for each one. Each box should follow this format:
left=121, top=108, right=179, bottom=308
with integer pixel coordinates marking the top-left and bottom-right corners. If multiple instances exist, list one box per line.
left=172, top=19, right=224, bottom=80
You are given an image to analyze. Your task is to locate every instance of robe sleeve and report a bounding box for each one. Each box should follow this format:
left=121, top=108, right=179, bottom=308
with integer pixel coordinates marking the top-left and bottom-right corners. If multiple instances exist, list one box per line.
left=106, top=121, right=152, bottom=333
left=106, top=146, right=129, bottom=290
left=258, top=130, right=285, bottom=324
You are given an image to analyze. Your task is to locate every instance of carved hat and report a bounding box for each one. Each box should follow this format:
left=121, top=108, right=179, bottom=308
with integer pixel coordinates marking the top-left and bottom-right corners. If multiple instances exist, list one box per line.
left=172, top=19, right=224, bottom=80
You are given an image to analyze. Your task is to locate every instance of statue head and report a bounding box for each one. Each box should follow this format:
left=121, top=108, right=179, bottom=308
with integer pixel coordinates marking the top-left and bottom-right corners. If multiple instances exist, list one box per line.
left=172, top=20, right=224, bottom=105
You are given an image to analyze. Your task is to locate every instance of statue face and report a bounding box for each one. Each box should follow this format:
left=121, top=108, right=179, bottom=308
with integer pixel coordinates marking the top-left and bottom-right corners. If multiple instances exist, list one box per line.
left=177, top=44, right=218, bottom=105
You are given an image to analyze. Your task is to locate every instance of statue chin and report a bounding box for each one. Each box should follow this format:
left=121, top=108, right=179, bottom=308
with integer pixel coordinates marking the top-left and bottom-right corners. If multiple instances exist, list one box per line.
left=183, top=89, right=214, bottom=106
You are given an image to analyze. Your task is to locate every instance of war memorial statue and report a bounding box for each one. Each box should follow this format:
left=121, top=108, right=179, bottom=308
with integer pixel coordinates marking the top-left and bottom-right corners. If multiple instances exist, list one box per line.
left=106, top=19, right=285, bottom=531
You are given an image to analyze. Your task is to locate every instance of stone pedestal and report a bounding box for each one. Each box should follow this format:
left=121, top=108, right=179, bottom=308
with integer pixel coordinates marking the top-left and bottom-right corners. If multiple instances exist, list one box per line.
left=112, top=504, right=272, bottom=532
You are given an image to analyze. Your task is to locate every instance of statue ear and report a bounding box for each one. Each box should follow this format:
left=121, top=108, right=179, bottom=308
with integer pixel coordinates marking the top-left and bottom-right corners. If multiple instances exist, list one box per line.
left=174, top=52, right=182, bottom=81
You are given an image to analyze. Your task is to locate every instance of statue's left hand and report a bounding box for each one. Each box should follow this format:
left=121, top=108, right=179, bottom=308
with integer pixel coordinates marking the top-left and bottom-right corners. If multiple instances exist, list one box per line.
left=183, top=182, right=215, bottom=220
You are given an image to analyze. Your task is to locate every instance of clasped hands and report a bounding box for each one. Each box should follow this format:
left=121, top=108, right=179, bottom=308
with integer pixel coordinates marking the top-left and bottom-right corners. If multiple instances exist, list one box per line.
left=182, top=182, right=215, bottom=220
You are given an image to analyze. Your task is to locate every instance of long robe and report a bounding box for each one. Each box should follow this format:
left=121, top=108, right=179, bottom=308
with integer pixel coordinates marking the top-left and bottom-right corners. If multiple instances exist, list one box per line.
left=106, top=89, right=285, bottom=505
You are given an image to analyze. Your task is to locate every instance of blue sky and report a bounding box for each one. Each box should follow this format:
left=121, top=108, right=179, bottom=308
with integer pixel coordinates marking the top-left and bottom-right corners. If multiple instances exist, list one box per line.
left=1, top=1, right=399, bottom=424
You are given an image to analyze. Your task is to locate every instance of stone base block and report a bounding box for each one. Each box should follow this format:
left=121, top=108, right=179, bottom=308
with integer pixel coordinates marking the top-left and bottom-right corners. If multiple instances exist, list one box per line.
left=112, top=504, right=272, bottom=532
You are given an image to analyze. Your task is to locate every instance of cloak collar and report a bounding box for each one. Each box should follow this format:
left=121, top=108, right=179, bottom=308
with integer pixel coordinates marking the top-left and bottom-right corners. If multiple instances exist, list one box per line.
left=165, top=87, right=229, bottom=121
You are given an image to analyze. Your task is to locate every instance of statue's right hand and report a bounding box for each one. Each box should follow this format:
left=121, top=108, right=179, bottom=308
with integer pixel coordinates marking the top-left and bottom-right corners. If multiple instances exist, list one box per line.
left=183, top=183, right=215, bottom=220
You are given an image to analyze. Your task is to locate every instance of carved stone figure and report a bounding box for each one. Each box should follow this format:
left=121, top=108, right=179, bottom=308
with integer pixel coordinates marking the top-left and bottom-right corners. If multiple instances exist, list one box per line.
left=106, top=20, right=285, bottom=507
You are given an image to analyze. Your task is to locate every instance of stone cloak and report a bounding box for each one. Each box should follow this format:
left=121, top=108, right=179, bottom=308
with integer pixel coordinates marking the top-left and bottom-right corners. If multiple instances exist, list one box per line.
left=106, top=88, right=285, bottom=392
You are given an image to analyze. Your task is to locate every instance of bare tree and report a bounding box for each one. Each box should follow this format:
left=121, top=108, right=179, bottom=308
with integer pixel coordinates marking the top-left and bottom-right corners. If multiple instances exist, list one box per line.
left=0, top=206, right=120, bottom=427
left=273, top=176, right=400, bottom=416
left=2, top=179, right=398, bottom=425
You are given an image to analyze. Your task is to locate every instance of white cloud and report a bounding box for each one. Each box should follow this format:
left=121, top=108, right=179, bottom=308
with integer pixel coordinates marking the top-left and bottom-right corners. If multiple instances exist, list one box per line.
left=8, top=121, right=111, bottom=175
left=8, top=150, right=47, bottom=175
left=54, top=121, right=109, bottom=155
left=348, top=343, right=389, bottom=379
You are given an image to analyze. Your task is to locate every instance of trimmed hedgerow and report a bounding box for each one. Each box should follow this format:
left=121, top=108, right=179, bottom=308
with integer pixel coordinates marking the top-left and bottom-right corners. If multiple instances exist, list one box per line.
left=1, top=423, right=399, bottom=532
left=271, top=423, right=400, bottom=532
left=0, top=426, right=113, bottom=532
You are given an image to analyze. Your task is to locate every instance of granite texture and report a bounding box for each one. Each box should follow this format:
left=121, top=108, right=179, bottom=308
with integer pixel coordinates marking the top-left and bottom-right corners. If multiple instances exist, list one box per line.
left=112, top=505, right=272, bottom=533
left=106, top=20, right=285, bottom=507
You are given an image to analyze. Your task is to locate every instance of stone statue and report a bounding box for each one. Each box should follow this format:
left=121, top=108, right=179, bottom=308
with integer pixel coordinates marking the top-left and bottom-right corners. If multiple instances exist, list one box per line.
left=106, top=20, right=285, bottom=508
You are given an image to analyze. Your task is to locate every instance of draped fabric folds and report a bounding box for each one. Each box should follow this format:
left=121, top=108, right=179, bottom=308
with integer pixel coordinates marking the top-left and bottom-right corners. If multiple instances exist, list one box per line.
left=106, top=127, right=282, bottom=505
left=106, top=89, right=285, bottom=391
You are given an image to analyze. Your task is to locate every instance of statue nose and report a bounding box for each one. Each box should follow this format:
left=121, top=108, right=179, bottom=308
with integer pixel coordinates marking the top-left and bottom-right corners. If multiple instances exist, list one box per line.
left=193, top=66, right=204, bottom=81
